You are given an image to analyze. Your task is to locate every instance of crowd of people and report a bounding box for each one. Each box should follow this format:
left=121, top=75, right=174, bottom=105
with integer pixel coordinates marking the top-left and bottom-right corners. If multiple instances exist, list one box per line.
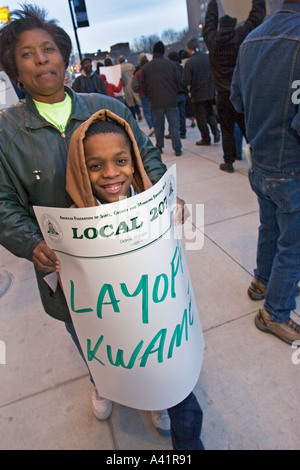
left=0, top=0, right=300, bottom=451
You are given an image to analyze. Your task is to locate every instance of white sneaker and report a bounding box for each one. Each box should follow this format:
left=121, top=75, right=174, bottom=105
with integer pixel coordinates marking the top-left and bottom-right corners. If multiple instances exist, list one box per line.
left=151, top=410, right=171, bottom=436
left=92, top=389, right=112, bottom=420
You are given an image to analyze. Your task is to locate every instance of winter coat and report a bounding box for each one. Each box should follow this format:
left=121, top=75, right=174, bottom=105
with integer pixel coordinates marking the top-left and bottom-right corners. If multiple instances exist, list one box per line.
left=183, top=51, right=215, bottom=103
left=120, top=62, right=140, bottom=107
left=203, top=0, right=266, bottom=93
left=0, top=87, right=166, bottom=322
left=72, top=72, right=108, bottom=95
left=140, top=53, right=181, bottom=110
left=231, top=2, right=300, bottom=178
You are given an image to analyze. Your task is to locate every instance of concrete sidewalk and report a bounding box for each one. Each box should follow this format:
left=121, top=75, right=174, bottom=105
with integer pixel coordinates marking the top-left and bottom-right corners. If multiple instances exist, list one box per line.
left=0, top=119, right=299, bottom=450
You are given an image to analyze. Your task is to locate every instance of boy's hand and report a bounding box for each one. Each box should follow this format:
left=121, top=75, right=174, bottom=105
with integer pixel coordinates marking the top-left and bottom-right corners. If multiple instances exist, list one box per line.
left=174, top=196, right=189, bottom=225
left=32, top=241, right=60, bottom=273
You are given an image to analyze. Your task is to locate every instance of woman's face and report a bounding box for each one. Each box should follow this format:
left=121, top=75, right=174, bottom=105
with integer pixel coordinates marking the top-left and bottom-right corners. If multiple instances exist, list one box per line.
left=15, top=28, right=66, bottom=103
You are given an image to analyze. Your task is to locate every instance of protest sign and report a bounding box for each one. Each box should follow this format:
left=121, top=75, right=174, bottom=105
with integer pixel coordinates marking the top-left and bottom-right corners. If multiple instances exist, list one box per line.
left=99, top=63, right=124, bottom=98
left=34, top=166, right=204, bottom=410
left=218, top=0, right=270, bottom=22
left=0, top=71, right=18, bottom=110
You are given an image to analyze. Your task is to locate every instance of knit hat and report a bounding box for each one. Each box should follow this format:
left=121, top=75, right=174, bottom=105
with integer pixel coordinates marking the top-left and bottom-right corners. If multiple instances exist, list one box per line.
left=219, top=15, right=237, bottom=30
left=153, top=41, right=165, bottom=55
left=80, top=57, right=91, bottom=67
left=186, top=38, right=199, bottom=51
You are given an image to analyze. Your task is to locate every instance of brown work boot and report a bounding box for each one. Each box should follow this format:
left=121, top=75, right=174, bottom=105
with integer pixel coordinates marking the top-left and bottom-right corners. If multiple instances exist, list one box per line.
left=248, top=278, right=266, bottom=300
left=255, top=307, right=300, bottom=345
left=248, top=278, right=300, bottom=301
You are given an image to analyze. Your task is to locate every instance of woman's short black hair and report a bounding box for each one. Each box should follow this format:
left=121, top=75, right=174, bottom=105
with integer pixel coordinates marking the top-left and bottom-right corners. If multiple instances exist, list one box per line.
left=0, top=4, right=72, bottom=81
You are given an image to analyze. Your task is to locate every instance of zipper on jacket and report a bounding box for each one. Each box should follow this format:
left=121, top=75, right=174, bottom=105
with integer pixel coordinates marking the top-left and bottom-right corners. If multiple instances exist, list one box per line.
left=60, top=131, right=69, bottom=152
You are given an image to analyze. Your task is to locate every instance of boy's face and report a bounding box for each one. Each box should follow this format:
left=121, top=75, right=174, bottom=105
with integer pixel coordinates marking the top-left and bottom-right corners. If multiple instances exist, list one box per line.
left=84, top=132, right=134, bottom=204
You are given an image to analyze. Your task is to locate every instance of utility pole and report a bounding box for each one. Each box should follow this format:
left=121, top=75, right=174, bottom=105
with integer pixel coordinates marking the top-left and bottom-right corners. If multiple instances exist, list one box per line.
left=68, top=0, right=82, bottom=60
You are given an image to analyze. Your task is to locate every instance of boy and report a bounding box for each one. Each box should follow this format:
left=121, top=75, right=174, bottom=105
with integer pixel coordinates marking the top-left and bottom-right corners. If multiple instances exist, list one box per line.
left=65, top=109, right=205, bottom=450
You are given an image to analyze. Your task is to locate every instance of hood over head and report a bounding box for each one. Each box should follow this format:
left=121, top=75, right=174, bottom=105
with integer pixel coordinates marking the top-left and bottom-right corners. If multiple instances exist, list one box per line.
left=66, top=109, right=152, bottom=208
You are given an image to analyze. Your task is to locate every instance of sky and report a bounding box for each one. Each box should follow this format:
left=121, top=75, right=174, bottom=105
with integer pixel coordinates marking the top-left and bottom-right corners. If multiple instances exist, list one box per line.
left=3, top=0, right=189, bottom=54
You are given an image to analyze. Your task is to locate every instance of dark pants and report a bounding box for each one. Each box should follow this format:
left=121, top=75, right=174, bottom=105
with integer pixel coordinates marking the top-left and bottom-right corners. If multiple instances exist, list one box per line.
left=65, top=322, right=205, bottom=450
left=129, top=105, right=141, bottom=120
left=193, top=99, right=219, bottom=143
left=216, top=91, right=247, bottom=163
left=168, top=392, right=204, bottom=450
left=178, top=94, right=187, bottom=138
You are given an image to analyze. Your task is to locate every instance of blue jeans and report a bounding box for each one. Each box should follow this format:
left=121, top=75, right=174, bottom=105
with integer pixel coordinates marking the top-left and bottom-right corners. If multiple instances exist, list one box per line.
left=152, top=107, right=181, bottom=151
left=65, top=322, right=204, bottom=450
left=249, top=169, right=300, bottom=322
left=168, top=392, right=204, bottom=450
left=140, top=97, right=153, bottom=129
left=234, top=122, right=243, bottom=158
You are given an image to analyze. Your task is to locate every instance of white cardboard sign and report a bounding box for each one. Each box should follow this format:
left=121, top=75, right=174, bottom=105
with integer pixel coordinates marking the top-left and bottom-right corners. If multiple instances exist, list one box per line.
left=0, top=71, right=18, bottom=109
left=34, top=166, right=204, bottom=410
left=99, top=63, right=124, bottom=97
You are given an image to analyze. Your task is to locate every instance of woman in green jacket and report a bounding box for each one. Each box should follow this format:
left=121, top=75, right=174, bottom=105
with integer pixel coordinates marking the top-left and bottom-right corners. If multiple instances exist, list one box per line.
left=0, top=5, right=167, bottom=324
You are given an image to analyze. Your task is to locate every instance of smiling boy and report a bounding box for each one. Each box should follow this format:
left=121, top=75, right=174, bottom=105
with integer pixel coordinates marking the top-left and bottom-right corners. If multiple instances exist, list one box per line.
left=65, top=109, right=205, bottom=450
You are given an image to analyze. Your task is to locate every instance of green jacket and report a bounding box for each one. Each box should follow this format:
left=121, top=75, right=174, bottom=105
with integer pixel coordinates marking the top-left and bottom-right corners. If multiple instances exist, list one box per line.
left=0, top=87, right=166, bottom=321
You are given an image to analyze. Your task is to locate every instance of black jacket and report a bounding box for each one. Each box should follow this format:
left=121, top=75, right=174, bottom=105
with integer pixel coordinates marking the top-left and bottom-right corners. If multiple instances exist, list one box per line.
left=73, top=72, right=108, bottom=95
left=183, top=51, right=215, bottom=103
left=203, top=0, right=266, bottom=93
left=140, top=53, right=181, bottom=110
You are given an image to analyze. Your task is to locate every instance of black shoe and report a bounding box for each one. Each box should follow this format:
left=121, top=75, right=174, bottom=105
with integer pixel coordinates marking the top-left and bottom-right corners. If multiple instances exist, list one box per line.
left=214, top=133, right=221, bottom=143
left=196, top=140, right=211, bottom=146
left=220, top=162, right=234, bottom=173
left=235, top=155, right=242, bottom=160
left=165, top=134, right=171, bottom=139
left=156, top=146, right=163, bottom=154
left=180, top=135, right=186, bottom=139
left=175, top=149, right=182, bottom=157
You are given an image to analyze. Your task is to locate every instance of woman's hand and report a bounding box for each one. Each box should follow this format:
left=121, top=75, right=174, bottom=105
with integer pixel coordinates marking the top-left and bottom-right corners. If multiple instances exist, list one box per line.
left=32, top=241, right=60, bottom=273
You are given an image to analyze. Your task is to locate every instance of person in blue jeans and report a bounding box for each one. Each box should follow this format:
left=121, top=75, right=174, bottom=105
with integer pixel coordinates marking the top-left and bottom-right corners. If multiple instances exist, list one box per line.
left=65, top=110, right=205, bottom=450
left=231, top=0, right=300, bottom=345
left=141, top=41, right=182, bottom=157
